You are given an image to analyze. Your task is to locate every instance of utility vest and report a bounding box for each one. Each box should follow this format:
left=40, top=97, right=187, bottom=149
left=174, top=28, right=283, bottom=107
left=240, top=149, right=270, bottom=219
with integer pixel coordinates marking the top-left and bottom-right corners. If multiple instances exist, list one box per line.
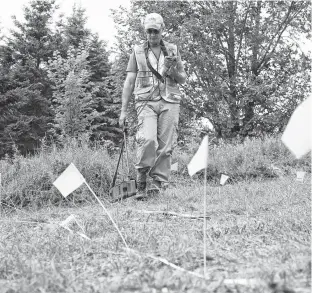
left=133, top=40, right=182, bottom=103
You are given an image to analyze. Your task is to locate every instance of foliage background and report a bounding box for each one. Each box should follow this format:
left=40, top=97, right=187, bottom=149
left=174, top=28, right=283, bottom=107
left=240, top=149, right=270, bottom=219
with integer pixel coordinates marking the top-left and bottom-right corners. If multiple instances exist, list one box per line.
left=111, top=0, right=311, bottom=140
left=0, top=0, right=310, bottom=157
left=0, top=2, right=310, bottom=292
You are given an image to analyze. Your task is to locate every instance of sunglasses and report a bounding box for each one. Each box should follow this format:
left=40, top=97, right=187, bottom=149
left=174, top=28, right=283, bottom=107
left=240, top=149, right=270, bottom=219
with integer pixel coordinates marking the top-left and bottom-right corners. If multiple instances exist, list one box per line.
left=146, top=29, right=160, bottom=35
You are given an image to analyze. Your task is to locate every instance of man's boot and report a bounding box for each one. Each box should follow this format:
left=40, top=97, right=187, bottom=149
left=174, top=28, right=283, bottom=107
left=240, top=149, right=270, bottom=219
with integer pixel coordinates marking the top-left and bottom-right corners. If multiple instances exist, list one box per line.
left=134, top=169, right=148, bottom=200
left=147, top=179, right=162, bottom=195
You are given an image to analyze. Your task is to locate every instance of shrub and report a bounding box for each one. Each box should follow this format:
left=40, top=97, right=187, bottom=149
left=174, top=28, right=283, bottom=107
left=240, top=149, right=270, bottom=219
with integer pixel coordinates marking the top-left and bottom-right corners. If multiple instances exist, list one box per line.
left=0, top=135, right=310, bottom=208
left=0, top=137, right=125, bottom=208
left=171, top=135, right=311, bottom=184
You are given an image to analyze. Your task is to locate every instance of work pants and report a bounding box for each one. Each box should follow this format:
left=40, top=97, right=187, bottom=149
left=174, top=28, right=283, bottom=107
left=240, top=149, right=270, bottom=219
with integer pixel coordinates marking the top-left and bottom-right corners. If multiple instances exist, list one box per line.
left=135, top=99, right=180, bottom=183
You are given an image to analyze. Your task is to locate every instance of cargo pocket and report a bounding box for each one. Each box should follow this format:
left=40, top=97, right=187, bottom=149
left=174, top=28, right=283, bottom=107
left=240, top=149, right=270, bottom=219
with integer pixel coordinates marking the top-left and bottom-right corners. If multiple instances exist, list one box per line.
left=136, top=71, right=153, bottom=88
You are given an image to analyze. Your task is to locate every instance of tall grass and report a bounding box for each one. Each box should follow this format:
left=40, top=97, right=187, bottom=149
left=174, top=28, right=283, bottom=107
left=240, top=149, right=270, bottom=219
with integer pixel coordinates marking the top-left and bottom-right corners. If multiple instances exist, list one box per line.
left=173, top=135, right=311, bottom=183
left=0, top=177, right=310, bottom=292
left=0, top=135, right=310, bottom=207
left=0, top=137, right=118, bottom=208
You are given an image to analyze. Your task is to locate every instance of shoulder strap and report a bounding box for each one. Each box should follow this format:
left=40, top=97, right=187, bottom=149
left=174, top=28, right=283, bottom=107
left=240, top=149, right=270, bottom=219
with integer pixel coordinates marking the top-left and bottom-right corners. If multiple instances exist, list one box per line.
left=160, top=39, right=169, bottom=57
left=144, top=40, right=169, bottom=84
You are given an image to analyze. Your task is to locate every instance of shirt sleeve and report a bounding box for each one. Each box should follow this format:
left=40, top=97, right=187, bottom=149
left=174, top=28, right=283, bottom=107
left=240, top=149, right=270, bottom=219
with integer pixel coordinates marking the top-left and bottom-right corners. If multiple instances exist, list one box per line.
left=126, top=50, right=138, bottom=72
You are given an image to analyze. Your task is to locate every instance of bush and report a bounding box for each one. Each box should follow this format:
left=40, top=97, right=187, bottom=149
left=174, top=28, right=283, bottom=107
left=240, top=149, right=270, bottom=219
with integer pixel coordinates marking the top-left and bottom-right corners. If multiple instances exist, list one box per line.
left=0, top=137, right=126, bottom=208
left=171, top=135, right=311, bottom=184
left=0, top=135, right=310, bottom=208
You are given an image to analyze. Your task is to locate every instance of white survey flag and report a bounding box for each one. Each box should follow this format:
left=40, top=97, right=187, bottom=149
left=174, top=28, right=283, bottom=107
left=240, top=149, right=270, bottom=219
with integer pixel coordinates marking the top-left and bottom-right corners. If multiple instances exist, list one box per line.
left=188, top=135, right=209, bottom=177
left=296, top=171, right=306, bottom=182
left=171, top=162, right=178, bottom=172
left=220, top=174, right=229, bottom=185
left=282, top=96, right=312, bottom=159
left=53, top=163, right=85, bottom=198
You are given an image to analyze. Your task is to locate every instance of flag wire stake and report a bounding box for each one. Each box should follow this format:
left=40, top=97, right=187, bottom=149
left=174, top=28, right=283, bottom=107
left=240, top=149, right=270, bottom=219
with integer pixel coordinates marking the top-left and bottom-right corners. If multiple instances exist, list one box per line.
left=124, top=248, right=208, bottom=280
left=0, top=172, right=2, bottom=216
left=245, top=194, right=249, bottom=218
left=83, top=180, right=129, bottom=250
left=204, top=167, right=207, bottom=277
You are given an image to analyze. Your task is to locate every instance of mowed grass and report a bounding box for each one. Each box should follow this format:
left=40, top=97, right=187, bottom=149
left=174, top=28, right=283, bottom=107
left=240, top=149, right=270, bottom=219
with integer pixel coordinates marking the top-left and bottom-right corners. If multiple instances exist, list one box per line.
left=0, top=176, right=310, bottom=293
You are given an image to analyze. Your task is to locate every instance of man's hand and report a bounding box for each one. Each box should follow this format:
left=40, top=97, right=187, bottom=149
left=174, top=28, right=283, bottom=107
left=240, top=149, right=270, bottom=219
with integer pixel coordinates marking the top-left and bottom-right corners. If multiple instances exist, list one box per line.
left=119, top=111, right=127, bottom=129
left=164, top=56, right=177, bottom=69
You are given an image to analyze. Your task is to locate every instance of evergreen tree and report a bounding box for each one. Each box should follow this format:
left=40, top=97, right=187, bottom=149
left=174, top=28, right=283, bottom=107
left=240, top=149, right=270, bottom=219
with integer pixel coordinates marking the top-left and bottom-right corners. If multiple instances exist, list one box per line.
left=51, top=7, right=120, bottom=143
left=46, top=45, right=98, bottom=139
left=88, top=33, right=120, bottom=143
left=88, top=33, right=110, bottom=82
left=0, top=0, right=57, bottom=157
left=59, top=5, right=91, bottom=52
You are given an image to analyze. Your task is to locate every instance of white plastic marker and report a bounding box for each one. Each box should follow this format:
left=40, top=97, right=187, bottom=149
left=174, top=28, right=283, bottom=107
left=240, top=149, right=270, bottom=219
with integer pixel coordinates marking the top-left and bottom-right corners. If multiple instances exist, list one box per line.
left=59, top=214, right=79, bottom=230
left=53, top=163, right=128, bottom=249
left=187, top=135, right=209, bottom=277
left=282, top=95, right=311, bottom=159
left=220, top=174, right=229, bottom=186
left=219, top=174, right=229, bottom=197
left=271, top=164, right=283, bottom=176
left=271, top=164, right=280, bottom=171
left=296, top=171, right=306, bottom=183
left=171, top=162, right=178, bottom=172
left=59, top=214, right=91, bottom=240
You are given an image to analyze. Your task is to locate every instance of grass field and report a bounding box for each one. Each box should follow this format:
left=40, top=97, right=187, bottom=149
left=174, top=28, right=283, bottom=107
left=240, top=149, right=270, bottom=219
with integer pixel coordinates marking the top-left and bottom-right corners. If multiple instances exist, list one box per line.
left=0, top=175, right=310, bottom=293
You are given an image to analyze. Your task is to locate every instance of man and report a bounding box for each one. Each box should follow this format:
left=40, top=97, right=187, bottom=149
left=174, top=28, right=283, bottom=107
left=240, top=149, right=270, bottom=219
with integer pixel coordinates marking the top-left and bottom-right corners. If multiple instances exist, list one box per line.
left=119, top=12, right=187, bottom=199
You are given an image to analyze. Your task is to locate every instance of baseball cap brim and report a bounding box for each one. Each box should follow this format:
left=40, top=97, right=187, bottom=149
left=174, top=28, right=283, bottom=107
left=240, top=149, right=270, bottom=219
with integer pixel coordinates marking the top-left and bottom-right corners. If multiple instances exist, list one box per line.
left=144, top=23, right=162, bottom=30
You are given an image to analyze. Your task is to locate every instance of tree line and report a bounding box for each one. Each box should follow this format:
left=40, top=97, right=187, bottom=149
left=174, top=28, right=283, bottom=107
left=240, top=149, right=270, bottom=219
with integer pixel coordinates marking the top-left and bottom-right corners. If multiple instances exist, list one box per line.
left=111, top=0, right=311, bottom=139
left=0, top=0, right=119, bottom=158
left=0, top=0, right=310, bottom=158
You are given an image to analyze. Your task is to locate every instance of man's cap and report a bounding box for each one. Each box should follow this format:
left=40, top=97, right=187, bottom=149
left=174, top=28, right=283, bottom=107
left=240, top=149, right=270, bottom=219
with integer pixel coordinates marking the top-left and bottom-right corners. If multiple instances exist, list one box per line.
left=144, top=13, right=164, bottom=30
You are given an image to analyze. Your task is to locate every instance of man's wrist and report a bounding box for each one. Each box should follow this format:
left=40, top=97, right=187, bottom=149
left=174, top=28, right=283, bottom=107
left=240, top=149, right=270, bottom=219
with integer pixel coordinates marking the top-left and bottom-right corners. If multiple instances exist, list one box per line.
left=161, top=66, right=169, bottom=75
left=166, top=66, right=175, bottom=76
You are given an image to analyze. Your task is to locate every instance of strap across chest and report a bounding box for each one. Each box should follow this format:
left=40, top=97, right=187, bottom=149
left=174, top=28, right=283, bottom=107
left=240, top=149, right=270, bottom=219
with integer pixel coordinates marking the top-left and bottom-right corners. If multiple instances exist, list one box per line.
left=144, top=40, right=168, bottom=84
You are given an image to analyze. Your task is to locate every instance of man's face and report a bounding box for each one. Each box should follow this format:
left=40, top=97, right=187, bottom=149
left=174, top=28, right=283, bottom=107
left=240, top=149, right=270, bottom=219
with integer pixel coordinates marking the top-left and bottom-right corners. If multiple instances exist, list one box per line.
left=146, top=28, right=162, bottom=46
